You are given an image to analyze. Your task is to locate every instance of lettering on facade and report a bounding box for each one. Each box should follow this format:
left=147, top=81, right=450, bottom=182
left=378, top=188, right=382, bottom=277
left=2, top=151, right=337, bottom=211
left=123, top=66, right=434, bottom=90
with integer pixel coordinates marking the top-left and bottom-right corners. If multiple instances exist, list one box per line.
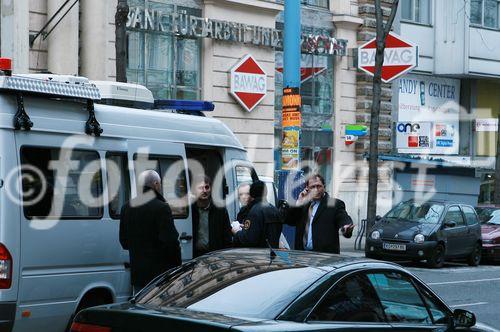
left=127, top=6, right=347, bottom=56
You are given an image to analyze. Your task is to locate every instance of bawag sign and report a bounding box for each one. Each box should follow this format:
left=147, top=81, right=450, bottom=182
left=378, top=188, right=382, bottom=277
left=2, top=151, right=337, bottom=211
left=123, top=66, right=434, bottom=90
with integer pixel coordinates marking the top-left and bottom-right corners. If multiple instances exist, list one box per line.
left=398, top=74, right=460, bottom=155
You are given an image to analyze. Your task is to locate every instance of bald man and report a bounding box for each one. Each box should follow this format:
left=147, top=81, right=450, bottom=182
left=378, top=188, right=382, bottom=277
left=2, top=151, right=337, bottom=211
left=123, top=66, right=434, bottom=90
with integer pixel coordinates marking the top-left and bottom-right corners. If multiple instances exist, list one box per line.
left=119, top=170, right=181, bottom=293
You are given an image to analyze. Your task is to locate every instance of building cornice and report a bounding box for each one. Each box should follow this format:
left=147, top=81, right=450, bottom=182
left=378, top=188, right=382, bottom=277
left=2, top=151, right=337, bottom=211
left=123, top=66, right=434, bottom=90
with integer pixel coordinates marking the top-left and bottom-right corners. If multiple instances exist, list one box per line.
left=332, top=15, right=364, bottom=28
left=204, top=0, right=283, bottom=13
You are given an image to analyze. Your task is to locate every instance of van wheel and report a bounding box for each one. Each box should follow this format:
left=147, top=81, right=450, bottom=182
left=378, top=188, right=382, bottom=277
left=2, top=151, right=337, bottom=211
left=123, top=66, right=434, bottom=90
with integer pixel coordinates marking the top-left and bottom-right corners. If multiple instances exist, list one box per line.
left=467, top=243, right=482, bottom=266
left=66, top=292, right=112, bottom=331
left=427, top=244, right=445, bottom=268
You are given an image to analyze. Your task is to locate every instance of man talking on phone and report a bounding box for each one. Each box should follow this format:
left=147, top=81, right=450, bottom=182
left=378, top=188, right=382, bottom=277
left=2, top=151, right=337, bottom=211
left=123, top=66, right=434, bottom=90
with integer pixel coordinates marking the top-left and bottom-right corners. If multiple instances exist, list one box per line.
left=285, top=173, right=354, bottom=254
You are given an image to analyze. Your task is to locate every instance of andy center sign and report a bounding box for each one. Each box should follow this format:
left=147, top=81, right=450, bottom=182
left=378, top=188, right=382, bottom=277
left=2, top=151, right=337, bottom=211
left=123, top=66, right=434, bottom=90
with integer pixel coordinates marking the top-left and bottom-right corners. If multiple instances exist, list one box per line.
left=358, top=32, right=418, bottom=83
left=230, top=54, right=267, bottom=112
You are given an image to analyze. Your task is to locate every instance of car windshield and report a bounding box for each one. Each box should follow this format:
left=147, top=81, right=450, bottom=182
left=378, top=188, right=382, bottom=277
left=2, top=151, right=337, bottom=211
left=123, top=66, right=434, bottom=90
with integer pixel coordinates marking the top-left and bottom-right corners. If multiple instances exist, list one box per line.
left=385, top=202, right=444, bottom=224
left=487, top=215, right=500, bottom=225
left=135, top=252, right=326, bottom=319
left=476, top=207, right=500, bottom=223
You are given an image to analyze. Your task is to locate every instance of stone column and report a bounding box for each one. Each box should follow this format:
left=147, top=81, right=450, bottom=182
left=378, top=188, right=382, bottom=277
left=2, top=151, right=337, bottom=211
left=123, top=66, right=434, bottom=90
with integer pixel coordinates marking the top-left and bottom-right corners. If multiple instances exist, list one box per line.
left=47, top=0, right=79, bottom=75
left=80, top=0, right=109, bottom=80
left=1, top=0, right=29, bottom=73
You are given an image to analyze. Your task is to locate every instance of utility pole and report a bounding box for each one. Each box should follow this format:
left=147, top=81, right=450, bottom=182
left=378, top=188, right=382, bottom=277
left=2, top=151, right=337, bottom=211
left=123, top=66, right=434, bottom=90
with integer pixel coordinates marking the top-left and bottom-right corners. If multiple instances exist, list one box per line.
left=494, top=115, right=500, bottom=204
left=278, top=0, right=302, bottom=205
left=115, top=0, right=129, bottom=83
left=278, top=0, right=302, bottom=248
left=366, top=0, right=399, bottom=225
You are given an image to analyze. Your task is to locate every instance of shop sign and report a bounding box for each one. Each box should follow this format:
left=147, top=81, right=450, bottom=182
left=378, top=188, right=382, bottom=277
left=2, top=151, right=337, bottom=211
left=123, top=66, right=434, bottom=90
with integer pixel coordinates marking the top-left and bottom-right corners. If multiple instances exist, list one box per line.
left=396, top=122, right=432, bottom=149
left=127, top=6, right=347, bottom=56
left=398, top=74, right=460, bottom=155
left=476, top=118, right=498, bottom=132
left=230, top=55, right=267, bottom=112
left=358, top=32, right=418, bottom=83
left=281, top=129, right=300, bottom=170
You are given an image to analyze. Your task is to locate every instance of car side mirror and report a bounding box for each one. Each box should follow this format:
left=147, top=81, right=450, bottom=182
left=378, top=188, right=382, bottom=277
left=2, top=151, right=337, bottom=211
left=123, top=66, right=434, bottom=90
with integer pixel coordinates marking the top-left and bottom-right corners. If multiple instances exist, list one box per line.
left=375, top=215, right=382, bottom=221
left=444, top=220, right=456, bottom=228
left=453, top=309, right=476, bottom=328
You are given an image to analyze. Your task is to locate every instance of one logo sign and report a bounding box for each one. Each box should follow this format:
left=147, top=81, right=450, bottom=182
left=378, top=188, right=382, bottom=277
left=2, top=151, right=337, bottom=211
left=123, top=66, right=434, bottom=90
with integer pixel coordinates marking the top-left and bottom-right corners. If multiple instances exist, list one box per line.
left=358, top=32, right=418, bottom=83
left=397, top=123, right=421, bottom=133
left=230, top=54, right=267, bottom=112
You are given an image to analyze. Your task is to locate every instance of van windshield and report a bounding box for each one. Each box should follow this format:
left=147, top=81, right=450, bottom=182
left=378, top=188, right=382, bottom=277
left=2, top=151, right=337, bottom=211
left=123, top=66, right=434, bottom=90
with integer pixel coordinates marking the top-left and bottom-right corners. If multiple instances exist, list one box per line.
left=385, top=202, right=444, bottom=224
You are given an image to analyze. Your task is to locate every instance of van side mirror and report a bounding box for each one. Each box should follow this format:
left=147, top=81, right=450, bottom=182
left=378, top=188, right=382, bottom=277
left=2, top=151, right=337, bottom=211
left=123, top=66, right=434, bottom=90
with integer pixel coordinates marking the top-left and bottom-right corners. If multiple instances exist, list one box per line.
left=453, top=309, right=476, bottom=328
left=444, top=220, right=456, bottom=228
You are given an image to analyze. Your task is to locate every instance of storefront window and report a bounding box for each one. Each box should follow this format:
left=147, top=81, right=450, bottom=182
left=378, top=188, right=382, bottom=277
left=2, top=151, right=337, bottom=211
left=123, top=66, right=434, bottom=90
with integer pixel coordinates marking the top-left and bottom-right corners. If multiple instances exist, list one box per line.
left=474, top=80, right=500, bottom=157
left=126, top=1, right=202, bottom=100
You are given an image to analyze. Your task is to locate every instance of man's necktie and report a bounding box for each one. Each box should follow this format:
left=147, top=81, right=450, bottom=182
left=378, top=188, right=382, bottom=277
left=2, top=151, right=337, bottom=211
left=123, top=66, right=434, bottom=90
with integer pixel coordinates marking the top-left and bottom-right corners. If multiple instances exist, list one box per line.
left=303, top=202, right=315, bottom=248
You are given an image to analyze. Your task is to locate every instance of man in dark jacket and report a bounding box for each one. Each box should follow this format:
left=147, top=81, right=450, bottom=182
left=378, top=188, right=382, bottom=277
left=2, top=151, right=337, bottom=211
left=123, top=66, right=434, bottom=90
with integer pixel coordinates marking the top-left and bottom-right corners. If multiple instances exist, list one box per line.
left=120, top=170, right=181, bottom=293
left=285, top=173, right=354, bottom=254
left=192, top=175, right=232, bottom=257
left=236, top=182, right=252, bottom=223
left=232, top=181, right=282, bottom=248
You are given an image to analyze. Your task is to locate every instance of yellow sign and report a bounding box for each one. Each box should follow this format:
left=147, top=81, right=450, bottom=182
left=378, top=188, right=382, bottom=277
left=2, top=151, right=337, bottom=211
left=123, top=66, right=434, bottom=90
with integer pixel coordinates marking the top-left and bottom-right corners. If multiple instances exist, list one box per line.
left=283, top=111, right=301, bottom=127
left=281, top=129, right=300, bottom=170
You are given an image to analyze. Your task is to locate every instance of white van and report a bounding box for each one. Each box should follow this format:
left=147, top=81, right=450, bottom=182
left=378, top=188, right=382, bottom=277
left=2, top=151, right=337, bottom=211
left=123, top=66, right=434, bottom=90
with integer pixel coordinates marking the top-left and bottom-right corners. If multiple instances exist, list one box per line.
left=0, top=73, right=259, bottom=332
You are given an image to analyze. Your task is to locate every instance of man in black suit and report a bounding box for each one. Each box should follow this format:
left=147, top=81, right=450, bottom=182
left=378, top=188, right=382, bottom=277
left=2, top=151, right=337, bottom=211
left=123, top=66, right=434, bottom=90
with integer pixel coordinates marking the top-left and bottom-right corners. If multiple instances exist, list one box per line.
left=119, top=170, right=181, bottom=293
left=285, top=173, right=354, bottom=254
left=191, top=175, right=232, bottom=257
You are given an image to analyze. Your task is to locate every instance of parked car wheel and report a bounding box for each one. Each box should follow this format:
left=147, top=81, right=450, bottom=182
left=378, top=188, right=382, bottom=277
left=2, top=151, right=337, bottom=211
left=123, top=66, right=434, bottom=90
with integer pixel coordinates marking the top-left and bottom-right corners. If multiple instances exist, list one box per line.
left=427, top=244, right=445, bottom=268
left=467, top=243, right=482, bottom=266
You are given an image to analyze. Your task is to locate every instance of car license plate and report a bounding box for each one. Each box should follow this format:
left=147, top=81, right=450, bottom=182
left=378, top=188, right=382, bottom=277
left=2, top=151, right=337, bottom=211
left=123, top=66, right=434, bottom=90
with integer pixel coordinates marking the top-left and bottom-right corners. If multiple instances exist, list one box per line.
left=383, top=243, right=406, bottom=251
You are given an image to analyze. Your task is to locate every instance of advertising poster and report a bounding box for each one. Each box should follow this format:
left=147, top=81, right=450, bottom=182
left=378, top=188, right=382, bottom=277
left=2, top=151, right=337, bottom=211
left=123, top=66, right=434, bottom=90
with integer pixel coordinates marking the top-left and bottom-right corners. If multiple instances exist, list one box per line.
left=396, top=122, right=432, bottom=149
left=398, top=74, right=460, bottom=155
left=281, top=129, right=300, bottom=170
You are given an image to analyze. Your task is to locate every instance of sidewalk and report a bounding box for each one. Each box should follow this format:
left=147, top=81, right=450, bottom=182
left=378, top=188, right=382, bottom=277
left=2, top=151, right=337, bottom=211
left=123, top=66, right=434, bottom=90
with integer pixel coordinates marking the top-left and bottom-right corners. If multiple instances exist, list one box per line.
left=340, top=232, right=366, bottom=258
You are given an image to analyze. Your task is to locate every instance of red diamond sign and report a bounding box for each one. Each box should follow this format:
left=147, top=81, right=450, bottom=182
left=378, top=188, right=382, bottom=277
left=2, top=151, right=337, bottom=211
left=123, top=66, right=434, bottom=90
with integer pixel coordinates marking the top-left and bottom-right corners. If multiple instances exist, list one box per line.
left=230, top=54, right=267, bottom=112
left=358, top=32, right=418, bottom=83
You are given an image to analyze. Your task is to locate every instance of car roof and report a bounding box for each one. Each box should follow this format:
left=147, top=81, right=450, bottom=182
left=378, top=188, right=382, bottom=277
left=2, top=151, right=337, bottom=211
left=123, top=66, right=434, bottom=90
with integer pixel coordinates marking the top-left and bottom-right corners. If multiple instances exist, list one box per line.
left=405, top=199, right=472, bottom=207
left=196, top=248, right=399, bottom=272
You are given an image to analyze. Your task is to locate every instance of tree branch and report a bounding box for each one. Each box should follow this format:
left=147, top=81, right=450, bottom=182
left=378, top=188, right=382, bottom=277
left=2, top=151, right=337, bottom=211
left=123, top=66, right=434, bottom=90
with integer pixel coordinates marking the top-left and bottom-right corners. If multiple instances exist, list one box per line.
left=375, top=0, right=384, bottom=36
left=383, top=0, right=400, bottom=38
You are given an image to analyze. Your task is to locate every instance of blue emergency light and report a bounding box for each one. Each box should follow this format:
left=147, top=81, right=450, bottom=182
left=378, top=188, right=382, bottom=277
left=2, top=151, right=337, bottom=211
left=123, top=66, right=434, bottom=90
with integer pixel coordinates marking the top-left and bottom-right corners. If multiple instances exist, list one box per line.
left=154, top=99, right=215, bottom=112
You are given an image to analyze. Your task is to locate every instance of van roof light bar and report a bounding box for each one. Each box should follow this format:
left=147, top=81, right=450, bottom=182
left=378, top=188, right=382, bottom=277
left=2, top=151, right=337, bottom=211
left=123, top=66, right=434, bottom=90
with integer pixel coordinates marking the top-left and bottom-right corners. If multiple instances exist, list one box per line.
left=0, top=75, right=102, bottom=136
left=0, top=76, right=101, bottom=100
left=154, top=99, right=215, bottom=112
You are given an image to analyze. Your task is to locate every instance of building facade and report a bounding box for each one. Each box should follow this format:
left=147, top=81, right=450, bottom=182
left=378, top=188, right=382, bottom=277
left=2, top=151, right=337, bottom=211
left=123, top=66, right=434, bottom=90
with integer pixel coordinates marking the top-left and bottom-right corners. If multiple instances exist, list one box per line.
left=394, top=0, right=500, bottom=204
left=1, top=0, right=401, bottom=222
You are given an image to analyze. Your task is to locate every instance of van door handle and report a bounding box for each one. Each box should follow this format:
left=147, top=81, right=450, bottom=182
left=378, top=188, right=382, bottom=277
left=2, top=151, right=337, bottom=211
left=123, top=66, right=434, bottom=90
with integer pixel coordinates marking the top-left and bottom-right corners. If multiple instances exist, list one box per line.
left=124, top=262, right=130, bottom=269
left=180, top=232, right=193, bottom=242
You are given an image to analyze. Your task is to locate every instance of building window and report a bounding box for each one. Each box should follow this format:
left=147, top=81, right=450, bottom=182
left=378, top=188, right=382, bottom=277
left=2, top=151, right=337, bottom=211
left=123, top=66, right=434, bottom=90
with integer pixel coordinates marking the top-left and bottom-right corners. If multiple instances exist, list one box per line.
left=126, top=2, right=202, bottom=100
left=276, top=0, right=328, bottom=9
left=301, top=0, right=329, bottom=9
left=401, top=0, right=431, bottom=25
left=471, top=0, right=500, bottom=28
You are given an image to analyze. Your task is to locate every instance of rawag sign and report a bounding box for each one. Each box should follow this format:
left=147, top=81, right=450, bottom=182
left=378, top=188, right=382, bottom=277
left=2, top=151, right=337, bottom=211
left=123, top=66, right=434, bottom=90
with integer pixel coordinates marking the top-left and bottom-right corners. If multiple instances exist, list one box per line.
left=230, top=54, right=267, bottom=112
left=358, top=32, right=418, bottom=83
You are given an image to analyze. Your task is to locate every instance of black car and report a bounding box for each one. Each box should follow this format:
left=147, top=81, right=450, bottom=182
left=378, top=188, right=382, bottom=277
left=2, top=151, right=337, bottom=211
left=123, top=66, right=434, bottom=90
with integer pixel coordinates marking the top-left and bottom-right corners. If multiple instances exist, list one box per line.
left=366, top=200, right=482, bottom=268
left=70, top=248, right=492, bottom=331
